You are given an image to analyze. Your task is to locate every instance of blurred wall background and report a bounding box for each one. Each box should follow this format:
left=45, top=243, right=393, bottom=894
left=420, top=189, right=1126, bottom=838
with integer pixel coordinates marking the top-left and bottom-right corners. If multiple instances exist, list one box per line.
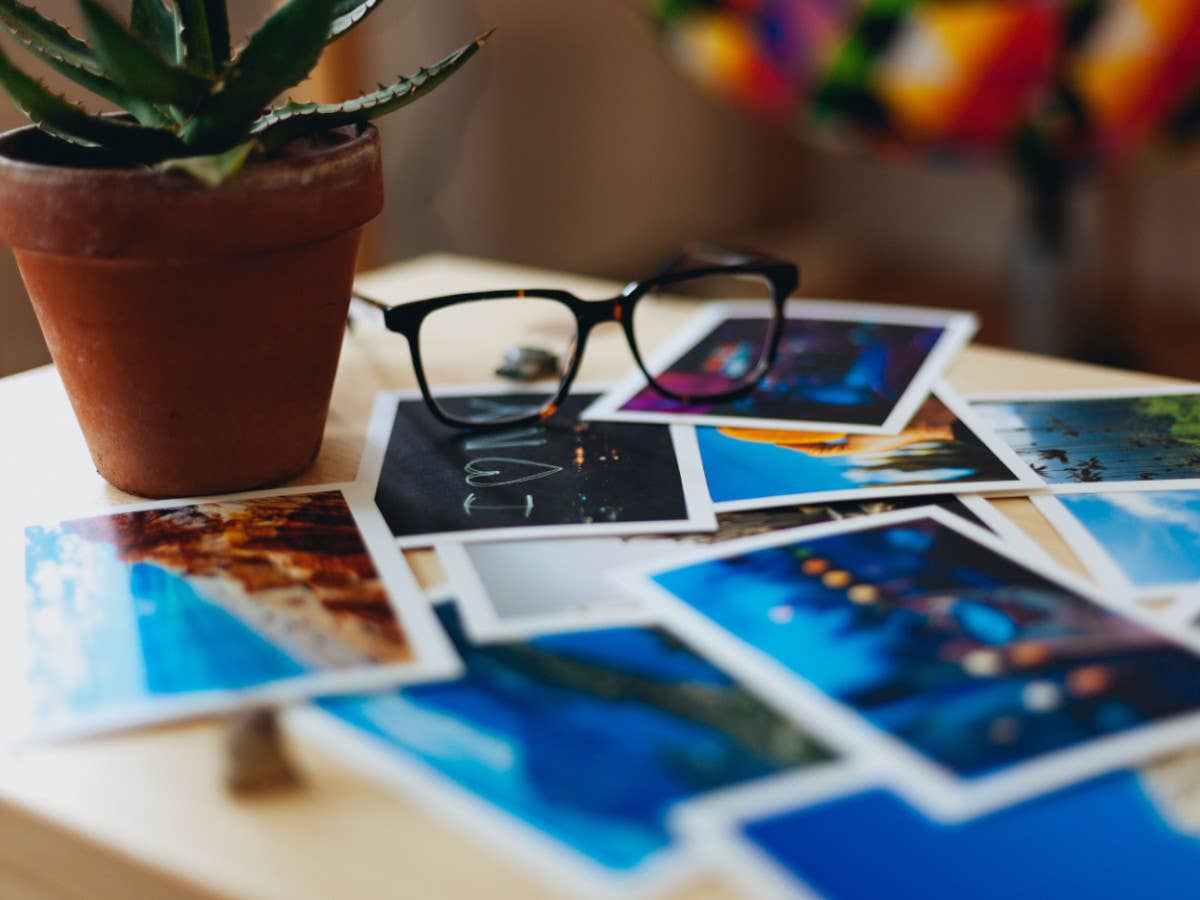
left=2, top=1, right=1200, bottom=377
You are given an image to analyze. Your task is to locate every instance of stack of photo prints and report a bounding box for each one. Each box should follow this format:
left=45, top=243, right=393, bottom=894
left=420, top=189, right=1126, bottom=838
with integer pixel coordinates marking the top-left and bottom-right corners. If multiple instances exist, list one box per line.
left=23, top=298, right=1200, bottom=898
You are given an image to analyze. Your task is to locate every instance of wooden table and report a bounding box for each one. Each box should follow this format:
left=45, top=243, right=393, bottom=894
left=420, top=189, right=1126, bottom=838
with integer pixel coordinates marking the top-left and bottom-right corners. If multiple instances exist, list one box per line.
left=0, top=254, right=1184, bottom=900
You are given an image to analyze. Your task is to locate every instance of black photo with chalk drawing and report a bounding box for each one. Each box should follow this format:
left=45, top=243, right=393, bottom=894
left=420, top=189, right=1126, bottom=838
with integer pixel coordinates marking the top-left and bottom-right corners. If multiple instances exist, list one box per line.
left=371, top=391, right=713, bottom=545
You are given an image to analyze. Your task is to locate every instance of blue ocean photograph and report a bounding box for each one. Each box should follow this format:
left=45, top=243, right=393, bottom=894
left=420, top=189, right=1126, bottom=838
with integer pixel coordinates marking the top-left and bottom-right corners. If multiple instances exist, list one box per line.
left=318, top=604, right=831, bottom=877
left=971, top=392, right=1200, bottom=486
left=1058, top=491, right=1200, bottom=589
left=736, top=756, right=1200, bottom=900
left=698, top=394, right=1029, bottom=506
left=24, top=491, right=421, bottom=735
left=645, top=514, right=1200, bottom=780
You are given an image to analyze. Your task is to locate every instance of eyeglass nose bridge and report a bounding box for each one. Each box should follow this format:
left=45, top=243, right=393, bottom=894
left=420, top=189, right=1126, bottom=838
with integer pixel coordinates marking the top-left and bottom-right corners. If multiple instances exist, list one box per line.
left=578, top=295, right=636, bottom=330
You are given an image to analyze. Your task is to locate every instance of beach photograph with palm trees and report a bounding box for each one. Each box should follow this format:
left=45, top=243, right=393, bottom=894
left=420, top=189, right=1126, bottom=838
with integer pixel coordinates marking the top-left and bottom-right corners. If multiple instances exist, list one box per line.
left=969, top=385, right=1200, bottom=492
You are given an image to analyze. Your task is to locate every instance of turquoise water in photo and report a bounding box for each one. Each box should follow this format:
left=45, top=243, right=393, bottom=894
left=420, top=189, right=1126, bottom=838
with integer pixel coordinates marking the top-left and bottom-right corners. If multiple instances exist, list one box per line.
left=25, top=524, right=304, bottom=730
left=319, top=606, right=827, bottom=873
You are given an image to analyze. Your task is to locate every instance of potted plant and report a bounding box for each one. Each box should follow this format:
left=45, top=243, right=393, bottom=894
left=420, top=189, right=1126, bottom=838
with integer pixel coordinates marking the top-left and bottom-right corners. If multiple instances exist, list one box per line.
left=0, top=0, right=486, bottom=497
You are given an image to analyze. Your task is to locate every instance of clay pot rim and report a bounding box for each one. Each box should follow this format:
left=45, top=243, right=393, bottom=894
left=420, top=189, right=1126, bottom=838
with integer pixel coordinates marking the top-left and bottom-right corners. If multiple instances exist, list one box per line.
left=0, top=122, right=384, bottom=259
left=0, top=121, right=376, bottom=192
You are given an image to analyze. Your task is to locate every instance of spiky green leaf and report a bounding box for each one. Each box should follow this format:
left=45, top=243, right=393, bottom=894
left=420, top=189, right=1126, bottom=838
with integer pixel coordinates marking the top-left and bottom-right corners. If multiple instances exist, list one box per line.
left=179, top=0, right=334, bottom=150
left=329, top=0, right=382, bottom=42
left=157, top=138, right=255, bottom=186
left=174, top=0, right=214, bottom=73
left=131, top=0, right=184, bottom=65
left=0, top=42, right=185, bottom=161
left=20, top=34, right=171, bottom=127
left=131, top=0, right=188, bottom=123
left=80, top=0, right=211, bottom=106
left=202, top=0, right=230, bottom=65
left=252, top=31, right=489, bottom=151
left=0, top=0, right=97, bottom=72
left=0, top=0, right=166, bottom=125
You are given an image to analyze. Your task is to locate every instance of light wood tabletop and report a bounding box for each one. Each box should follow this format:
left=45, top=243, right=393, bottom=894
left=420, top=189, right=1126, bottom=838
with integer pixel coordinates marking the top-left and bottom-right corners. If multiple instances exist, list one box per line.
left=0, top=254, right=1186, bottom=900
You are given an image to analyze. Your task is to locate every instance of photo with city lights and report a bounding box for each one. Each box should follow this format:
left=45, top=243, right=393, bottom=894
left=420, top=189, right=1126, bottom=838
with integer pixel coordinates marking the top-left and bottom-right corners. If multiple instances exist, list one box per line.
left=614, top=507, right=1200, bottom=819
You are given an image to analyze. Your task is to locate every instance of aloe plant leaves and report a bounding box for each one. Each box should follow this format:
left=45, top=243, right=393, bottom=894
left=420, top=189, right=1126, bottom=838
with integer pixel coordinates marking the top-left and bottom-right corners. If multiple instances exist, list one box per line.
left=156, top=138, right=254, bottom=186
left=179, top=0, right=334, bottom=150
left=0, top=0, right=488, bottom=183
left=252, top=31, right=488, bottom=151
left=36, top=41, right=171, bottom=127
left=0, top=1, right=165, bottom=126
left=201, top=0, right=229, bottom=65
left=79, top=0, right=211, bottom=107
left=329, top=0, right=383, bottom=42
left=0, top=0, right=97, bottom=71
left=0, top=42, right=184, bottom=161
left=173, top=0, right=230, bottom=73
left=131, top=0, right=183, bottom=65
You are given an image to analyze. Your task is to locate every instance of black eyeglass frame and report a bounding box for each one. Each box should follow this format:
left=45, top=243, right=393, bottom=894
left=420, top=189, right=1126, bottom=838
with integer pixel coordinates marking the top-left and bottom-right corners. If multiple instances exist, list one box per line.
left=354, top=248, right=800, bottom=430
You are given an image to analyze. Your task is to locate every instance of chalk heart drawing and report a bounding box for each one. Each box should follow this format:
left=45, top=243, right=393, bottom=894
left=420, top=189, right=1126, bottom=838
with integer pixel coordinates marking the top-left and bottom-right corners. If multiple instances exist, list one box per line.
left=464, top=456, right=564, bottom=488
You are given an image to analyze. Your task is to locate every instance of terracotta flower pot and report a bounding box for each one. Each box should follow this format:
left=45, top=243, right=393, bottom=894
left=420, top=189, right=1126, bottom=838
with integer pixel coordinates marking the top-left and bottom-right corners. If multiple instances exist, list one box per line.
left=0, top=124, right=383, bottom=498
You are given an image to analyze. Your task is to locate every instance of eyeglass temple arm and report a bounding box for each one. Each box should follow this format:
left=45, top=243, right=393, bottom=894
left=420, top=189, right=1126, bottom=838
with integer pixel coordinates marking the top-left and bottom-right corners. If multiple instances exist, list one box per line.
left=643, top=243, right=793, bottom=280
left=348, top=290, right=395, bottom=330
left=626, top=245, right=798, bottom=299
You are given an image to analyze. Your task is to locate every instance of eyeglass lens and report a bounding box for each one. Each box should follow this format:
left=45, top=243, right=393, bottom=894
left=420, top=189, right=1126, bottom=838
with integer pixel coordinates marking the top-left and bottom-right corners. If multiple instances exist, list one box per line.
left=417, top=294, right=578, bottom=425
left=632, top=272, right=777, bottom=399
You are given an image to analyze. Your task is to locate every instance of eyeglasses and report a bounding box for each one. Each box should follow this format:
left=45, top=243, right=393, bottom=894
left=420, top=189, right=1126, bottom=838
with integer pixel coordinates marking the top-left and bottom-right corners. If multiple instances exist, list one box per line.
left=352, top=246, right=800, bottom=429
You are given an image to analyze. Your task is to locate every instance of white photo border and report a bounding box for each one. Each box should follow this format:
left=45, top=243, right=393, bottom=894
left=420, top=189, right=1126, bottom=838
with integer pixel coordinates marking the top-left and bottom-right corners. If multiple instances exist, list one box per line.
left=955, top=495, right=1052, bottom=566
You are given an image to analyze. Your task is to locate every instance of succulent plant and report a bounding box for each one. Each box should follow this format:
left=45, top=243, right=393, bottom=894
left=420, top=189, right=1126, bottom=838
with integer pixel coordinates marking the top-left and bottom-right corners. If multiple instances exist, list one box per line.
left=0, top=0, right=488, bottom=183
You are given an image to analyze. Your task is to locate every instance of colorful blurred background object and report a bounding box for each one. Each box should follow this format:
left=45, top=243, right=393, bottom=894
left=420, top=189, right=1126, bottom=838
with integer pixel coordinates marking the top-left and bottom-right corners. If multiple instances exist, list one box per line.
left=644, top=0, right=1200, bottom=355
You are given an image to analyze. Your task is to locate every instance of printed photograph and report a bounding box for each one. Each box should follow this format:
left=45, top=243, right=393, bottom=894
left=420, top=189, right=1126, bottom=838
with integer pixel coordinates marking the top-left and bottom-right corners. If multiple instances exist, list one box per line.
left=696, top=389, right=1038, bottom=510
left=1051, top=491, right=1200, bottom=593
left=720, top=749, right=1200, bottom=900
left=970, top=389, right=1200, bottom=490
left=630, top=511, right=1200, bottom=813
left=23, top=489, right=457, bottom=737
left=584, top=304, right=974, bottom=432
left=445, top=495, right=1012, bottom=640
left=366, top=390, right=714, bottom=547
left=317, top=603, right=834, bottom=881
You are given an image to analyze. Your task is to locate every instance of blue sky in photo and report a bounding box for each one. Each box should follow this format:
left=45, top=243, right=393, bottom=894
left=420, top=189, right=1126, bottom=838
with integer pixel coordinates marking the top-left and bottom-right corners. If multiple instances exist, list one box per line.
left=318, top=606, right=827, bottom=874
left=1060, top=491, right=1200, bottom=587
left=24, top=524, right=305, bottom=732
left=744, top=771, right=1200, bottom=900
